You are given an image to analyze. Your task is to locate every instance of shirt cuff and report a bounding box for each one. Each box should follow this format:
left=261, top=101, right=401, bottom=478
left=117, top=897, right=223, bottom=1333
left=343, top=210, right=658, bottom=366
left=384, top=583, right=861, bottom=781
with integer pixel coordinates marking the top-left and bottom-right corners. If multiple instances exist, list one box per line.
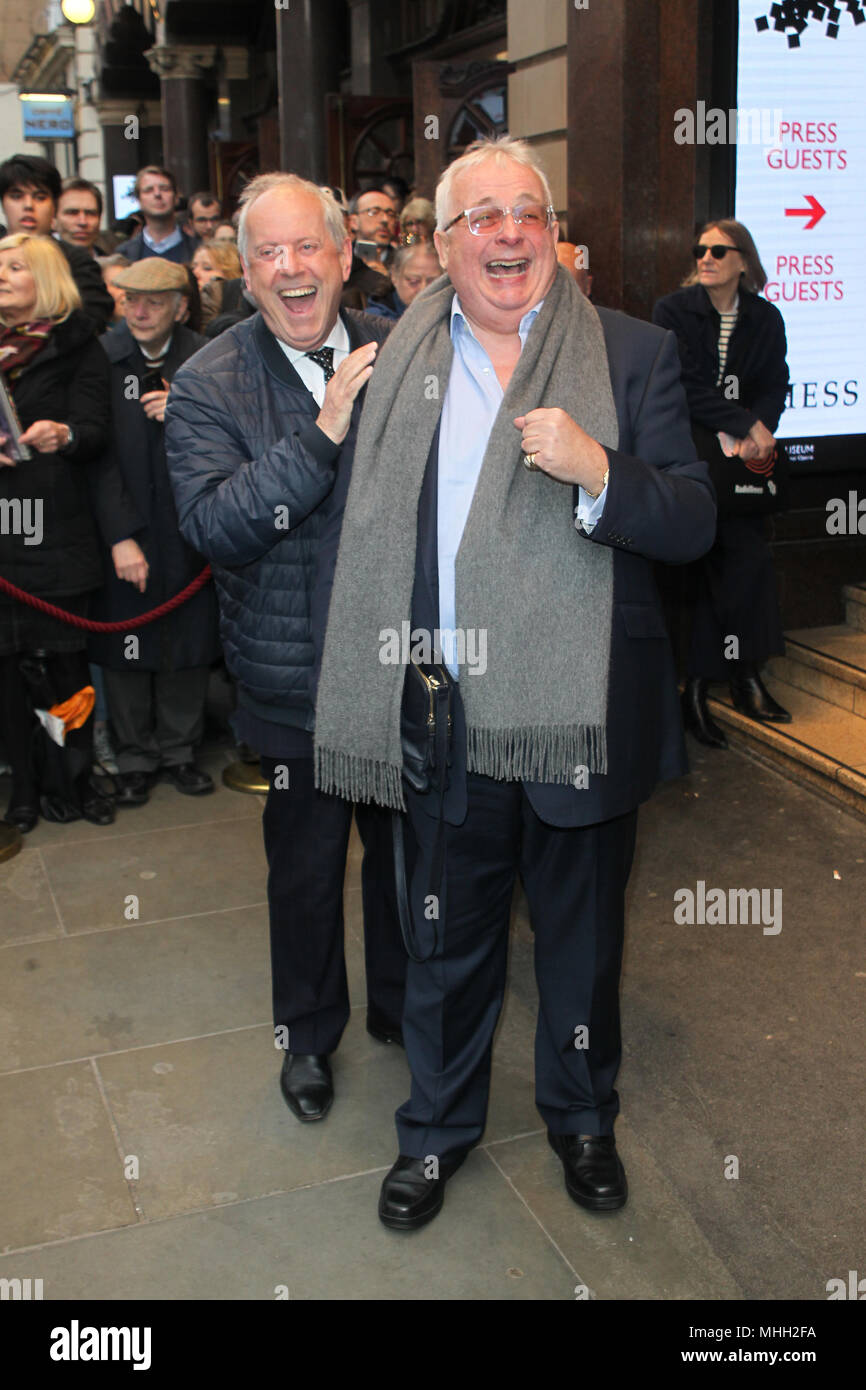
left=574, top=482, right=608, bottom=533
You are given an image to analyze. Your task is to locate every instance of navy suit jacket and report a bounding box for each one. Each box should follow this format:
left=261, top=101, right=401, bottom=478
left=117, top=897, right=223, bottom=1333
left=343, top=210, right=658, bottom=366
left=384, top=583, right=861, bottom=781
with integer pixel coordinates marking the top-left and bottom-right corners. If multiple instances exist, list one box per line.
left=315, top=305, right=716, bottom=829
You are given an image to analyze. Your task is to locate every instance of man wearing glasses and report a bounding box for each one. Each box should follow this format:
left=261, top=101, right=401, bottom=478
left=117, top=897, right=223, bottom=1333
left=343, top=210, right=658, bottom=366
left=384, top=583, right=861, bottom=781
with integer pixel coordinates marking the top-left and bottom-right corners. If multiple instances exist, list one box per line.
left=314, top=136, right=716, bottom=1229
left=348, top=189, right=398, bottom=263
left=341, top=189, right=397, bottom=309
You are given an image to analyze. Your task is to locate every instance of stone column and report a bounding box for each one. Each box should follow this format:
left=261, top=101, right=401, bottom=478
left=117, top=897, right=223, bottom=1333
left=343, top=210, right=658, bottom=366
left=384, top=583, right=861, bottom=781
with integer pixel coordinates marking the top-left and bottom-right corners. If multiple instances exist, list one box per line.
left=349, top=0, right=400, bottom=97
left=276, top=0, right=343, bottom=181
left=144, top=44, right=215, bottom=197
left=566, top=0, right=715, bottom=316
left=96, top=98, right=163, bottom=221
left=218, top=46, right=250, bottom=143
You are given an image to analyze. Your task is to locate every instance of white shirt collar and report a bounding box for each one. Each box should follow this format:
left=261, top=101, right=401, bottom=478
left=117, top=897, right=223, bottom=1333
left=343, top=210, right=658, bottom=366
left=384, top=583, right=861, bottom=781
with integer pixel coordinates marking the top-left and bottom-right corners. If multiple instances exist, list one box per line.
left=279, top=315, right=350, bottom=365
left=141, top=336, right=173, bottom=362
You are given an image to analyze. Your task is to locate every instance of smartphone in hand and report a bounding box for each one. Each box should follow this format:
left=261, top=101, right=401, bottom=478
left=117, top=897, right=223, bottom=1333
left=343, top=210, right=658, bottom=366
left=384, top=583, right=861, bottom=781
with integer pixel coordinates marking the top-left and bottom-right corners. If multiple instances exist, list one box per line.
left=140, top=370, right=165, bottom=396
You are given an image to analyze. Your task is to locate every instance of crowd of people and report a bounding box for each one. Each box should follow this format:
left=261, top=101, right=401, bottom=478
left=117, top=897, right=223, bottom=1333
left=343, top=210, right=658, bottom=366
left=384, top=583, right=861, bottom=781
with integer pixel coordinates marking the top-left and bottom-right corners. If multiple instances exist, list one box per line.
left=0, top=138, right=790, bottom=1230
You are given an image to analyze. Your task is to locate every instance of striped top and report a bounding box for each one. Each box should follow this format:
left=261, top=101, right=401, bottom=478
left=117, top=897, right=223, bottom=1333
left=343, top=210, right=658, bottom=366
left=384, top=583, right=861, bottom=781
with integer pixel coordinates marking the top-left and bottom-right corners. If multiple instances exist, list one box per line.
left=715, top=298, right=739, bottom=386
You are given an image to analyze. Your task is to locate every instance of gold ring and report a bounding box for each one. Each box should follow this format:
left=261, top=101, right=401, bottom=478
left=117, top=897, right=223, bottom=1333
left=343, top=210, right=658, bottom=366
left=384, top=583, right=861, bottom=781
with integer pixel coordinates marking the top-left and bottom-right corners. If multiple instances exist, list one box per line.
left=523, top=452, right=539, bottom=471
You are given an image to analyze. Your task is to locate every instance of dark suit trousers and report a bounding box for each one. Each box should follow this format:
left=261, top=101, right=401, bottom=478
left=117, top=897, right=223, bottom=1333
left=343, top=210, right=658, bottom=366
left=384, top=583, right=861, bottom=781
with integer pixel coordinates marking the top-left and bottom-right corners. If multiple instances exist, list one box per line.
left=261, top=755, right=406, bottom=1055
left=103, top=665, right=210, bottom=772
left=687, top=514, right=784, bottom=680
left=395, top=772, right=638, bottom=1160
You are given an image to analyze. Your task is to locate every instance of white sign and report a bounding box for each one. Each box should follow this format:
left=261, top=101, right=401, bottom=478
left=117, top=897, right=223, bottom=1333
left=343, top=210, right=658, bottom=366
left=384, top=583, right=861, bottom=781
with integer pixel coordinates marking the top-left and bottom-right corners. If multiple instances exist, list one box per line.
left=736, top=1, right=866, bottom=443
left=112, top=174, right=140, bottom=222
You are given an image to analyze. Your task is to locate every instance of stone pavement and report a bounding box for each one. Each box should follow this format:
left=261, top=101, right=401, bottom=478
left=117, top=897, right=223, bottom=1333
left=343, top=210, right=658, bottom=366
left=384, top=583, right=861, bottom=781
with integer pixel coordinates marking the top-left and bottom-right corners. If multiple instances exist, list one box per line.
left=0, top=739, right=863, bottom=1301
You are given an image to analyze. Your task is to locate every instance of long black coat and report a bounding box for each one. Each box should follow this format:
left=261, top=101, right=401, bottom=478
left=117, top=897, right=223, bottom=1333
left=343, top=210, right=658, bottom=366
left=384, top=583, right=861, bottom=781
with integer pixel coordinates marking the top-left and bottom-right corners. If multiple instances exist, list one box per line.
left=88, top=322, right=219, bottom=671
left=651, top=284, right=789, bottom=435
left=0, top=310, right=111, bottom=605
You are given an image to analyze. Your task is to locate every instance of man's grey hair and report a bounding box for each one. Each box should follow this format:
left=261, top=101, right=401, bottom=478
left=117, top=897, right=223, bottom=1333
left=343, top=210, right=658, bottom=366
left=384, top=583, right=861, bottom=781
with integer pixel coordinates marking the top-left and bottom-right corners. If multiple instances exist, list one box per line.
left=391, top=242, right=442, bottom=277
left=237, top=173, right=347, bottom=261
left=434, top=136, right=554, bottom=233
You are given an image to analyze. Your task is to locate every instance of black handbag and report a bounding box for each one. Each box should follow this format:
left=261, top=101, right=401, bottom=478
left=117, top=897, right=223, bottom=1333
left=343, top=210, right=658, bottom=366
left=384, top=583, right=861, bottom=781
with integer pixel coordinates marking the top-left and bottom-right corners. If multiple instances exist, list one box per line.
left=400, top=660, right=454, bottom=794
left=692, top=423, right=789, bottom=519
left=393, top=660, right=455, bottom=963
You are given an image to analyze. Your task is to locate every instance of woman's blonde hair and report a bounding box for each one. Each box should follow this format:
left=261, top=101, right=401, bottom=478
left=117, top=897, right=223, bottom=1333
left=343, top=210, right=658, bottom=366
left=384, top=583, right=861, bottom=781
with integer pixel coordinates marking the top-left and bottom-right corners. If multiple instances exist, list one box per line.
left=196, top=239, right=242, bottom=281
left=0, top=233, right=82, bottom=322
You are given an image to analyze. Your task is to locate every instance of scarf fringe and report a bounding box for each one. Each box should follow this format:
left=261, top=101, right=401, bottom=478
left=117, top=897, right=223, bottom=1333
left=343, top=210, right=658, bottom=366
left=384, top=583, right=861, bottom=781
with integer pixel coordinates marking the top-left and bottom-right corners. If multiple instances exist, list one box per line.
left=315, top=744, right=406, bottom=811
left=465, top=723, right=608, bottom=783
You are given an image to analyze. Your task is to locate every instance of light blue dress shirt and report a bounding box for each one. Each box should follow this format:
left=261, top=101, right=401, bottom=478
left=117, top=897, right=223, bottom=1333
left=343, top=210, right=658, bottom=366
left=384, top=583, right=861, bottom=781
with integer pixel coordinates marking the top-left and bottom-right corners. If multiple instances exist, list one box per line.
left=436, top=293, right=608, bottom=678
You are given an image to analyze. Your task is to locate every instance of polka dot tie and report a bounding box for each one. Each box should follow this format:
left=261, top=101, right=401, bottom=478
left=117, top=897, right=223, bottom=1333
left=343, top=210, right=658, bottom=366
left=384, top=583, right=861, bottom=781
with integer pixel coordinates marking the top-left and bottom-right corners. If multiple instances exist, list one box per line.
left=306, top=347, right=335, bottom=383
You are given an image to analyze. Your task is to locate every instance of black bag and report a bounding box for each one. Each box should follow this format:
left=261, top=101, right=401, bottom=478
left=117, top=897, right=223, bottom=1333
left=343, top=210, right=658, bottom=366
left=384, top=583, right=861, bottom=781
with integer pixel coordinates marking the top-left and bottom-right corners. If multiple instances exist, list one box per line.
left=692, top=423, right=789, bottom=519
left=393, top=661, right=455, bottom=963
left=17, top=653, right=96, bottom=822
left=400, top=661, right=454, bottom=794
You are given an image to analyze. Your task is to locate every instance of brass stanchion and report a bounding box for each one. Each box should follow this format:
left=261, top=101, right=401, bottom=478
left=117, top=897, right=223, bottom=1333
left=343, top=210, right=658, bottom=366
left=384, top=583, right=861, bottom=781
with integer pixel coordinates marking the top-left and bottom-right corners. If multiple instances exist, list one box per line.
left=222, top=745, right=268, bottom=794
left=0, top=822, right=23, bottom=863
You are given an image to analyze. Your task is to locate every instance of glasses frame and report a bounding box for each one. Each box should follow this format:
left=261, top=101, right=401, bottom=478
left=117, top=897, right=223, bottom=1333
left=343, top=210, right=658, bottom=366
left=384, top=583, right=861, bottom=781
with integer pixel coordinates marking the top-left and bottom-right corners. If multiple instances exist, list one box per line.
left=692, top=243, right=745, bottom=261
left=442, top=202, right=556, bottom=236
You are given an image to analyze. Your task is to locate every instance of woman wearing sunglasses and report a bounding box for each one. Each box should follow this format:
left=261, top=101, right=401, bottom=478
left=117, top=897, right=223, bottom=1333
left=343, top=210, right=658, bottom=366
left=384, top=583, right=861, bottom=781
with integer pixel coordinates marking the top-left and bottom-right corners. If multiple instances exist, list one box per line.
left=652, top=219, right=791, bottom=746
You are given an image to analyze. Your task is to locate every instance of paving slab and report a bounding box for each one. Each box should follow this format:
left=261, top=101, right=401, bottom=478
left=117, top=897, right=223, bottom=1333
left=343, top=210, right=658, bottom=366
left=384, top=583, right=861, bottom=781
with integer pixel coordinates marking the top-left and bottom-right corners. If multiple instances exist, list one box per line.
left=93, top=1017, right=411, bottom=1222
left=0, top=740, right=863, bottom=1301
left=0, top=1154, right=575, bottom=1300
left=488, top=1126, right=744, bottom=1300
left=615, top=751, right=866, bottom=1300
left=0, top=847, right=62, bottom=947
left=38, top=815, right=268, bottom=934
left=0, top=906, right=272, bottom=1073
left=0, top=1061, right=136, bottom=1252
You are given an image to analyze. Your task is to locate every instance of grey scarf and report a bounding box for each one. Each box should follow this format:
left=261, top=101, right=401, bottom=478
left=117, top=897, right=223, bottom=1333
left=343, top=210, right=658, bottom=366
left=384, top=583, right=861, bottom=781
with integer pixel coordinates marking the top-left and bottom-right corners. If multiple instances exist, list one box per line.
left=315, top=264, right=619, bottom=810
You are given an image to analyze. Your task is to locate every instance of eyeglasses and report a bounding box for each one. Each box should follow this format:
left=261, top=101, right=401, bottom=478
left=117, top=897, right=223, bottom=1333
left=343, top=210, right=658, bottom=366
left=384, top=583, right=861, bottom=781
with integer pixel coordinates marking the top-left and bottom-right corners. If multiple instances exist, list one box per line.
left=443, top=203, right=556, bottom=236
left=692, top=243, right=744, bottom=260
left=358, top=206, right=392, bottom=219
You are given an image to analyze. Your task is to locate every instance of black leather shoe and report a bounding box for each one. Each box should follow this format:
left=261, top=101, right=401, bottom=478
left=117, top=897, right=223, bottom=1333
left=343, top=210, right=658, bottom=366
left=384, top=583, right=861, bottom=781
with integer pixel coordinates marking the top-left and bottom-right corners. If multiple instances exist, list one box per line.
left=81, top=791, right=115, bottom=826
left=115, top=771, right=153, bottom=807
left=4, top=803, right=38, bottom=834
left=162, top=763, right=214, bottom=795
left=548, top=1131, right=628, bottom=1212
left=681, top=677, right=728, bottom=749
left=729, top=664, right=792, bottom=723
left=366, top=1007, right=404, bottom=1047
left=279, top=1053, right=333, bottom=1122
left=378, top=1151, right=468, bottom=1231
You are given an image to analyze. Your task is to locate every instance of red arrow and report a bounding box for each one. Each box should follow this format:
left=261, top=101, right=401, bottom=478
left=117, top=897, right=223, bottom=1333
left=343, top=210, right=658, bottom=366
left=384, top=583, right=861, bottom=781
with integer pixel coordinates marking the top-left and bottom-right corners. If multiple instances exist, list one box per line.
left=784, top=195, right=826, bottom=230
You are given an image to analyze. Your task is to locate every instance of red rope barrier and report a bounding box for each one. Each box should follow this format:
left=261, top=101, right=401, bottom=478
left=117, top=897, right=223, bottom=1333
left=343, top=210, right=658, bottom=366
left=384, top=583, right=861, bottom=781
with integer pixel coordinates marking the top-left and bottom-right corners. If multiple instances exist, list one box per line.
left=0, top=566, right=212, bottom=632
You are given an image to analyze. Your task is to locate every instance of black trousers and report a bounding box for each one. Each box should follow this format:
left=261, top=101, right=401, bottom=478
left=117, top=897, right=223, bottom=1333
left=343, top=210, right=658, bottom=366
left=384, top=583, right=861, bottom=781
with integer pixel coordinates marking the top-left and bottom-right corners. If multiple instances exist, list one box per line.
left=103, top=665, right=210, bottom=772
left=261, top=755, right=406, bottom=1055
left=687, top=514, right=785, bottom=681
left=395, top=773, right=638, bottom=1161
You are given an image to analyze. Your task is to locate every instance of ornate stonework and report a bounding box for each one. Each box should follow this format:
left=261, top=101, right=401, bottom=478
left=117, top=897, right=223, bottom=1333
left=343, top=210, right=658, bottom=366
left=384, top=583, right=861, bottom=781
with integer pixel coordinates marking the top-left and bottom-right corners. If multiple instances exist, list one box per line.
left=144, top=45, right=216, bottom=81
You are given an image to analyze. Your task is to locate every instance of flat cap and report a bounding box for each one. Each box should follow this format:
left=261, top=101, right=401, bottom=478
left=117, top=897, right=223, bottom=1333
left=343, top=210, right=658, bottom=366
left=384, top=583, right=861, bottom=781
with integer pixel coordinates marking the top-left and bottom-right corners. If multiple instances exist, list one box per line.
left=114, top=258, right=189, bottom=293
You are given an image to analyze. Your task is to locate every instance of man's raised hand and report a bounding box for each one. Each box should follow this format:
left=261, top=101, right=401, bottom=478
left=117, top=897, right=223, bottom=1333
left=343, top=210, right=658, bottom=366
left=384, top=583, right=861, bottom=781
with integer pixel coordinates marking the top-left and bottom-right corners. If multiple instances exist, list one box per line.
left=514, top=408, right=608, bottom=492
left=316, top=342, right=378, bottom=445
